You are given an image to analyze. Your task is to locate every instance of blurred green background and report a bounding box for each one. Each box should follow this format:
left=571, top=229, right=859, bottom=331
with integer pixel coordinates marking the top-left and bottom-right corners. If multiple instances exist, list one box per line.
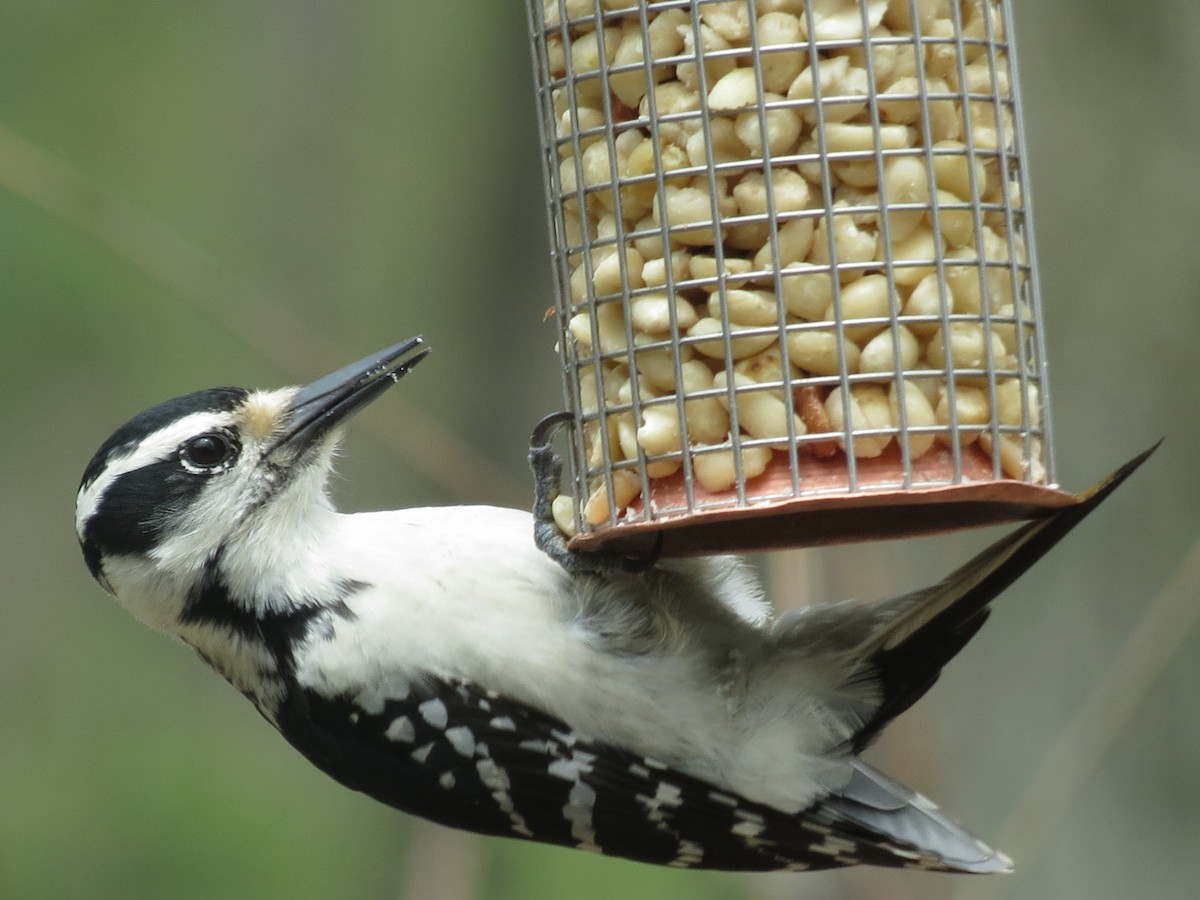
left=1, top=2, right=1197, bottom=898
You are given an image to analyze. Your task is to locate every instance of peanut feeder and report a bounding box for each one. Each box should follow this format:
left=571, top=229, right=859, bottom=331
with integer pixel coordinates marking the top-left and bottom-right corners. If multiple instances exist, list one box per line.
left=527, top=0, right=1071, bottom=555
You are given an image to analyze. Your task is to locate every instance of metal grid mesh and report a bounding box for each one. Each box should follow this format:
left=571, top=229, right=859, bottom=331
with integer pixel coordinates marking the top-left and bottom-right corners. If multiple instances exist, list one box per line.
left=527, top=0, right=1054, bottom=537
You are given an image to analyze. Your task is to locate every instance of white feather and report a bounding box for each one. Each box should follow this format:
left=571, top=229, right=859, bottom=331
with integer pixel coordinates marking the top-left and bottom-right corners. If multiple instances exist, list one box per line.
left=243, top=504, right=859, bottom=812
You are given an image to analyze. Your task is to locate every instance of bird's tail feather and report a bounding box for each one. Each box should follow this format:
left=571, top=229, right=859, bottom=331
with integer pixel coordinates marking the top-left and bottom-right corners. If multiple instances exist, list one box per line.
left=819, top=759, right=1014, bottom=873
left=850, top=442, right=1158, bottom=749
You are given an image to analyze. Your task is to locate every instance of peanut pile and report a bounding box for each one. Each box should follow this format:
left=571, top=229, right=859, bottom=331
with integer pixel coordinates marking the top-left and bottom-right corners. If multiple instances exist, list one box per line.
left=537, top=0, right=1045, bottom=532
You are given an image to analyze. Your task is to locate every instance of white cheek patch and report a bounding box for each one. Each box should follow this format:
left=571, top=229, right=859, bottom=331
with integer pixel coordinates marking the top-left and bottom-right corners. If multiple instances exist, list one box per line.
left=75, top=411, right=240, bottom=540
left=146, top=462, right=268, bottom=578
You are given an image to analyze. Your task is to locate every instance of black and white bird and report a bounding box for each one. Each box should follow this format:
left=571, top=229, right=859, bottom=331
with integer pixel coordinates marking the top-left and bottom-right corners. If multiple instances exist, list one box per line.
left=75, top=336, right=1150, bottom=874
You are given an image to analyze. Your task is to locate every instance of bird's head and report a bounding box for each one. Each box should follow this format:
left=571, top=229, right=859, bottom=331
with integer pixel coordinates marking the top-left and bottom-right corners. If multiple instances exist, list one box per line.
left=75, top=337, right=429, bottom=633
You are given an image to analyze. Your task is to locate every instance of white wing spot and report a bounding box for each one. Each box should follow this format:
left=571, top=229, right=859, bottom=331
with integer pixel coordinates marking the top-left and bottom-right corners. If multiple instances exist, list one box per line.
left=385, top=715, right=416, bottom=743
left=355, top=679, right=407, bottom=715
left=731, top=818, right=765, bottom=840
left=439, top=771, right=456, bottom=790
left=826, top=835, right=859, bottom=854
left=418, top=698, right=448, bottom=729
left=730, top=810, right=772, bottom=851
left=669, top=839, right=704, bottom=868
left=810, top=834, right=860, bottom=857
left=638, top=780, right=683, bottom=824
left=653, top=782, right=683, bottom=806
left=476, top=756, right=509, bottom=791
left=489, top=716, right=517, bottom=732
left=708, top=790, right=738, bottom=808
left=548, top=751, right=595, bottom=783
left=564, top=780, right=599, bottom=850
left=445, top=725, right=476, bottom=758
left=477, top=756, right=533, bottom=838
left=411, top=741, right=436, bottom=765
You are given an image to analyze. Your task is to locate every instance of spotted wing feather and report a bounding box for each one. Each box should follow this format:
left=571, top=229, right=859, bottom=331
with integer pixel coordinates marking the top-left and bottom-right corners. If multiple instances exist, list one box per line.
left=277, top=675, right=1003, bottom=872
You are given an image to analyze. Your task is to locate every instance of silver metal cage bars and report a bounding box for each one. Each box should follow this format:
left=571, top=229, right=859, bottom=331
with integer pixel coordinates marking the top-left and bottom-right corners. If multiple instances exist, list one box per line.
left=527, top=0, right=1057, bottom=551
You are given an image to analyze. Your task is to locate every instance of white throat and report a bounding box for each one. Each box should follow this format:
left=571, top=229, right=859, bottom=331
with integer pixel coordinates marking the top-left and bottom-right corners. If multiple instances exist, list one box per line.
left=103, top=458, right=349, bottom=720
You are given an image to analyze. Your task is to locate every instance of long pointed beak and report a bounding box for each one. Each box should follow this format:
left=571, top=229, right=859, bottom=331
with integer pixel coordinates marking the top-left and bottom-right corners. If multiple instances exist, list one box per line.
left=274, top=336, right=430, bottom=454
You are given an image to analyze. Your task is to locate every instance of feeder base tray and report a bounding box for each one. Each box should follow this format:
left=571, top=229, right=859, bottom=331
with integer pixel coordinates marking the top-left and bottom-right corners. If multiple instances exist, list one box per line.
left=568, top=445, right=1074, bottom=557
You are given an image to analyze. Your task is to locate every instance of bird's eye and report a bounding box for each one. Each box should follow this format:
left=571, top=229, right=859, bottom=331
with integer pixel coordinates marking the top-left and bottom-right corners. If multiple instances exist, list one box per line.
left=180, top=432, right=238, bottom=473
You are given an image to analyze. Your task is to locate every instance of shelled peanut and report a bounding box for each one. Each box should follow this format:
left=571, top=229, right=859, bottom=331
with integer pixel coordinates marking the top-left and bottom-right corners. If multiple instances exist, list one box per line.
left=540, top=0, right=1044, bottom=526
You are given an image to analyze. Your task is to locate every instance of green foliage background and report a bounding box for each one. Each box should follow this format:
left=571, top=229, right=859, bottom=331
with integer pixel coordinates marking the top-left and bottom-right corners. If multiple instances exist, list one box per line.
left=1, top=3, right=1197, bottom=899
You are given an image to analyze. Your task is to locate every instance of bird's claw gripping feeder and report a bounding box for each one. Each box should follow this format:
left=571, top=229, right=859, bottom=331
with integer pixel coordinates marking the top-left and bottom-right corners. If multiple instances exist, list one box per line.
left=527, top=0, right=1072, bottom=557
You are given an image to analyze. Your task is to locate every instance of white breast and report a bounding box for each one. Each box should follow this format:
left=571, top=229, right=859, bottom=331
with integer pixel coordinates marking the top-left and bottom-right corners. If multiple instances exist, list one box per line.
left=289, top=505, right=851, bottom=812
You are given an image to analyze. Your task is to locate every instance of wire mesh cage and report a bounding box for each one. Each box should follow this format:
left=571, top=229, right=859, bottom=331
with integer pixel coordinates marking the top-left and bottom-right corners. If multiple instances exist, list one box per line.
left=527, top=0, right=1072, bottom=555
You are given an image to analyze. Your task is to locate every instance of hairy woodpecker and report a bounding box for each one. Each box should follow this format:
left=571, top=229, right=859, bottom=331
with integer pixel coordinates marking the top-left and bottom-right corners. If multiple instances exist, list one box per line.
left=75, top=336, right=1151, bottom=874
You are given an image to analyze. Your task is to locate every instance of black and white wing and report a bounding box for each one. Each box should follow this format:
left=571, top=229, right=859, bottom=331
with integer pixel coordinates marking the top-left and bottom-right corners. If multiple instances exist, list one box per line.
left=276, top=675, right=1008, bottom=873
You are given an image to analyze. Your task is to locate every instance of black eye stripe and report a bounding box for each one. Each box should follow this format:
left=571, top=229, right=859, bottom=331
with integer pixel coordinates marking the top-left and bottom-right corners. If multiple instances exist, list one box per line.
left=83, top=459, right=205, bottom=558
left=79, top=388, right=248, bottom=493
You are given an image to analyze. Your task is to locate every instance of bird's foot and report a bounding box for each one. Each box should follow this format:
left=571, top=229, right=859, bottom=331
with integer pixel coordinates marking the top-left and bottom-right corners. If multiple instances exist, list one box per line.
left=528, top=412, right=660, bottom=575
